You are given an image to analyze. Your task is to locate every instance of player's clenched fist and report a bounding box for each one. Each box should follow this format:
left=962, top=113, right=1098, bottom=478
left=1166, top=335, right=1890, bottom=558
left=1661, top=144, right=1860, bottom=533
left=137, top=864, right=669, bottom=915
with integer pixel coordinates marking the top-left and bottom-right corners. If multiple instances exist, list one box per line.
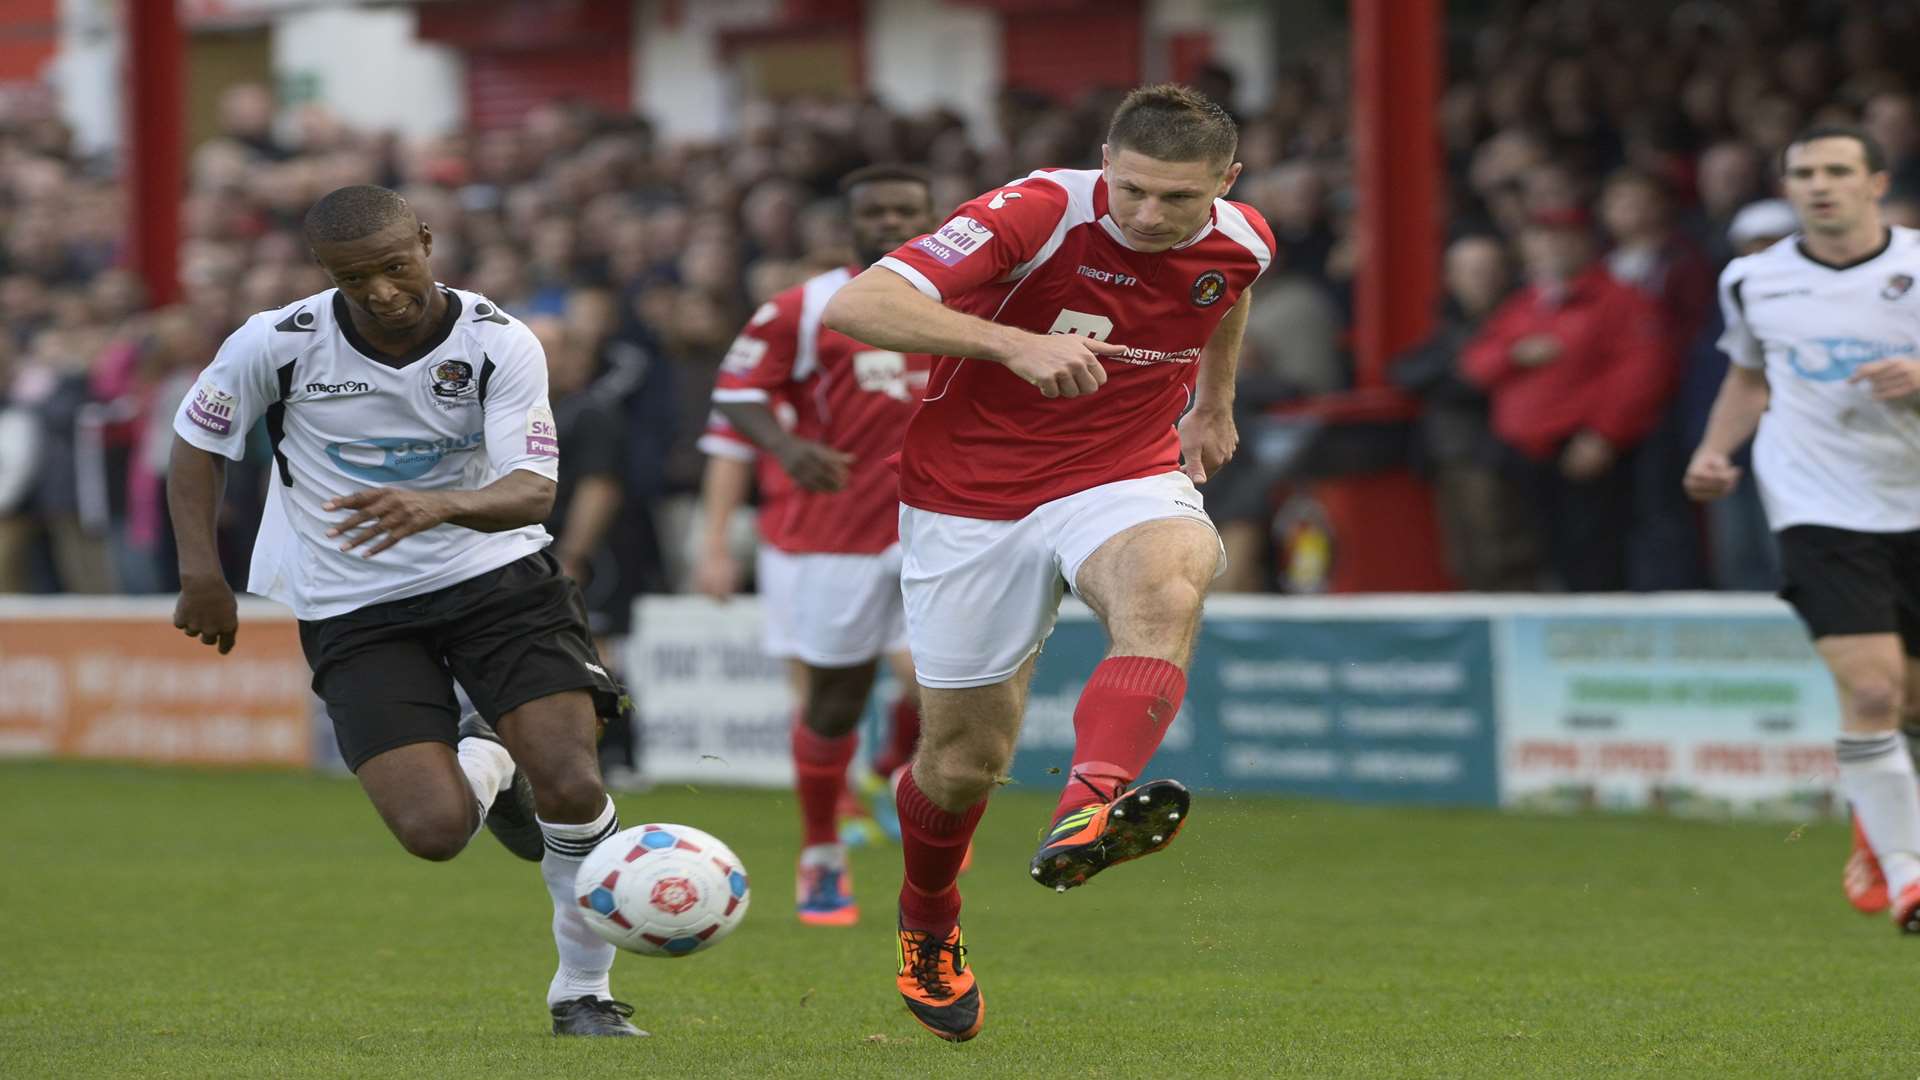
left=174, top=573, right=238, bottom=654
left=325, top=487, right=451, bottom=556
left=1682, top=448, right=1742, bottom=502
left=1004, top=333, right=1122, bottom=398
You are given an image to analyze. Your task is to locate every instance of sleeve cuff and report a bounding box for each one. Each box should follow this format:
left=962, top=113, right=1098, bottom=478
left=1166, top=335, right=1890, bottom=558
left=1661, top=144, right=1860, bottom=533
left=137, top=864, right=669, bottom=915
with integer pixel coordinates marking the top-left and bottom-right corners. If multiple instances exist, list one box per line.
left=172, top=416, right=248, bottom=462
left=876, top=256, right=943, bottom=301
left=697, top=433, right=756, bottom=462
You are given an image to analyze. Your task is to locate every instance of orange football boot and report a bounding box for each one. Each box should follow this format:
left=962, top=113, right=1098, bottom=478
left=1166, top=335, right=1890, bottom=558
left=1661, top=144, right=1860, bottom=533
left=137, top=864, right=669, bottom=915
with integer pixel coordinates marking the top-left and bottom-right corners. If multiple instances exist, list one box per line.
left=895, top=918, right=982, bottom=1041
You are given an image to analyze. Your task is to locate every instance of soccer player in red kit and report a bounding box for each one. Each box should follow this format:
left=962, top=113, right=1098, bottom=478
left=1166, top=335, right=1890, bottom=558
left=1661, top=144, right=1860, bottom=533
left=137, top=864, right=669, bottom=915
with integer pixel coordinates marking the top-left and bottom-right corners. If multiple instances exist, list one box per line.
left=823, top=86, right=1272, bottom=1042
left=709, top=165, right=938, bottom=926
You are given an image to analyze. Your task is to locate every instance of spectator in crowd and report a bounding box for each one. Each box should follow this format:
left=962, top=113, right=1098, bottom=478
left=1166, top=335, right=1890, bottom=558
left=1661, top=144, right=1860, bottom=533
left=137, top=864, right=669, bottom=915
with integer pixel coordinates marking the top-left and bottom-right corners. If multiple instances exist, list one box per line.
left=1392, top=235, right=1537, bottom=590
left=1599, top=168, right=1714, bottom=590
left=17, top=0, right=1920, bottom=596
left=1460, top=207, right=1673, bottom=591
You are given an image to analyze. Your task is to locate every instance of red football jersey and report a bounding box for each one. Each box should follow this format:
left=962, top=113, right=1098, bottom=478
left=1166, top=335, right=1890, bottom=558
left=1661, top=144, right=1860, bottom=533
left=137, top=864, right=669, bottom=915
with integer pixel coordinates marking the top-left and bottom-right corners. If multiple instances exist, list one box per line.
left=710, top=266, right=929, bottom=554
left=876, top=168, right=1274, bottom=519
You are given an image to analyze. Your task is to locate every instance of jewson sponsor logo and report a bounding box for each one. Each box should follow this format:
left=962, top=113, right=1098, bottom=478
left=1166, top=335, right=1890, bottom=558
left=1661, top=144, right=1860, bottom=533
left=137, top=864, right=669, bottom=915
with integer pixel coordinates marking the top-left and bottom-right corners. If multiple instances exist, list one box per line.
left=326, top=431, right=484, bottom=482
left=1785, top=337, right=1918, bottom=381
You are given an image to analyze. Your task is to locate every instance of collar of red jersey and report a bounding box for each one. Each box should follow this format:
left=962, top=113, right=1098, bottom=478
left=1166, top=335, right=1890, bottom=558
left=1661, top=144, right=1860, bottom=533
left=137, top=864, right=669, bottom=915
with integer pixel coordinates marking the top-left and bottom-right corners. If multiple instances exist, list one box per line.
left=1089, top=173, right=1219, bottom=252
left=1097, top=211, right=1218, bottom=252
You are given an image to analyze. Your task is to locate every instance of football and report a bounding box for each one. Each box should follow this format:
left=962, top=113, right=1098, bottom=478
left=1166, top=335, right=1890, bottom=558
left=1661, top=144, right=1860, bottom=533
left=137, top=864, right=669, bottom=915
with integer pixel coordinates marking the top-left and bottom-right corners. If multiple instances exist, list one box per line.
left=573, top=823, right=751, bottom=957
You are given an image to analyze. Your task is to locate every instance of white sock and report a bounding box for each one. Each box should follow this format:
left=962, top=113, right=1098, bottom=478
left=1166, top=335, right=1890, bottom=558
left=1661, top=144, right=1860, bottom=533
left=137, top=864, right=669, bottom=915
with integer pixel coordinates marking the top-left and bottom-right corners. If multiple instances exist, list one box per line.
left=1838, top=733, right=1920, bottom=895
left=799, top=843, right=844, bottom=869
left=456, top=730, right=515, bottom=840
left=538, top=796, right=621, bottom=1007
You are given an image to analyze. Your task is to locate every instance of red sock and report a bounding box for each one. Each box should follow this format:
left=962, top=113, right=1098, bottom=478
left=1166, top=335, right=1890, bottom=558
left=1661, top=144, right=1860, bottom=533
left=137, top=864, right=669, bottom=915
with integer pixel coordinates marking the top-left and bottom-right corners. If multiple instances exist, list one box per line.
left=869, top=697, right=922, bottom=779
left=895, top=768, right=986, bottom=934
left=791, top=717, right=857, bottom=847
left=1051, top=656, right=1188, bottom=821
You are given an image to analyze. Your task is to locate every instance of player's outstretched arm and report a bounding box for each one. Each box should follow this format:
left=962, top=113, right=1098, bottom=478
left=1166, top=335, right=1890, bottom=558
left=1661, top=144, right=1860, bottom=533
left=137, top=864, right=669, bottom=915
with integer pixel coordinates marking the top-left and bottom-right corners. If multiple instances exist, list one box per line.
left=326, top=469, right=556, bottom=557
left=823, top=266, right=1123, bottom=399
left=1683, top=365, right=1769, bottom=502
left=168, top=435, right=237, bottom=654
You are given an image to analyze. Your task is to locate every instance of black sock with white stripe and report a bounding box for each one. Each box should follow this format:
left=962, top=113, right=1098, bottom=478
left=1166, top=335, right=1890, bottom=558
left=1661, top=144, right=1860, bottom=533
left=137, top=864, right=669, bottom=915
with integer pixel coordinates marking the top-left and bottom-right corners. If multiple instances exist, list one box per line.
left=538, top=796, right=620, bottom=1007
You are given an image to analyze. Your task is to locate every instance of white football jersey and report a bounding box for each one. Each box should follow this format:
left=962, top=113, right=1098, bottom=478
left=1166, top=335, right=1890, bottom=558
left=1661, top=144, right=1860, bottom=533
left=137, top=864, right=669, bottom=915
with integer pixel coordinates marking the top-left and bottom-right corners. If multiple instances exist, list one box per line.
left=1718, top=226, right=1920, bottom=532
left=173, top=287, right=560, bottom=619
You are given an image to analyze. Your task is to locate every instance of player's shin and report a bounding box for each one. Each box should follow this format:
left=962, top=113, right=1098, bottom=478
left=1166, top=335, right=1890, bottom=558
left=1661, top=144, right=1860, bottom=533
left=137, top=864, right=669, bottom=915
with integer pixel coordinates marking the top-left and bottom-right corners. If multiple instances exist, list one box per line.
left=457, top=735, right=514, bottom=838
left=1051, top=656, right=1188, bottom=821
left=870, top=697, right=922, bottom=780
left=537, top=796, right=622, bottom=1007
left=1838, top=733, right=1920, bottom=894
left=792, top=715, right=858, bottom=851
left=895, top=769, right=985, bottom=935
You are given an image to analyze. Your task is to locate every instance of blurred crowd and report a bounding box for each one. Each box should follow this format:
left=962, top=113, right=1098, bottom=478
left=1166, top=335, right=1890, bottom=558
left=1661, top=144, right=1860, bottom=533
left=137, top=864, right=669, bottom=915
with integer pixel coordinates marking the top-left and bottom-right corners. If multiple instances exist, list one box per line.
left=0, top=0, right=1913, bottom=603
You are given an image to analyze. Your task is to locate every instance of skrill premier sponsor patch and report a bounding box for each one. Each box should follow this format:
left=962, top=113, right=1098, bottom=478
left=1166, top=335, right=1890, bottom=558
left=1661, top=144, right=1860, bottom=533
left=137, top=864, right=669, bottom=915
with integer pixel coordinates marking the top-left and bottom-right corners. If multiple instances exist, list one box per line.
left=526, top=404, right=559, bottom=458
left=186, top=385, right=237, bottom=436
left=916, top=215, right=994, bottom=266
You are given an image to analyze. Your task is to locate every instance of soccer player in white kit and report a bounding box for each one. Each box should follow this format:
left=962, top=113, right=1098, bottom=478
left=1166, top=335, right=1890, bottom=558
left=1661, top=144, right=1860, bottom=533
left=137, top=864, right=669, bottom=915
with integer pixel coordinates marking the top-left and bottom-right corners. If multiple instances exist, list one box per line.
left=824, top=85, right=1272, bottom=1041
left=170, top=186, right=643, bottom=1035
left=1686, top=126, right=1920, bottom=932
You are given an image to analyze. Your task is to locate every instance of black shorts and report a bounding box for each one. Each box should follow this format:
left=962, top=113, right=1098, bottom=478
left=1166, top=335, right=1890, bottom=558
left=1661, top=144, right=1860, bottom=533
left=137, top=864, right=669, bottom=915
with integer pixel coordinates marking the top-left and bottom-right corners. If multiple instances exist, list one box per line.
left=298, top=550, right=625, bottom=771
left=1776, top=525, right=1920, bottom=653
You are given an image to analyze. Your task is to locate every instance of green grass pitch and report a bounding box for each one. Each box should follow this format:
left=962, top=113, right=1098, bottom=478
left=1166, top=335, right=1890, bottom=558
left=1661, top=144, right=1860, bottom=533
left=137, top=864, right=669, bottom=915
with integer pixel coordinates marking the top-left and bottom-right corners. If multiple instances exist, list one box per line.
left=2, top=761, right=1917, bottom=1078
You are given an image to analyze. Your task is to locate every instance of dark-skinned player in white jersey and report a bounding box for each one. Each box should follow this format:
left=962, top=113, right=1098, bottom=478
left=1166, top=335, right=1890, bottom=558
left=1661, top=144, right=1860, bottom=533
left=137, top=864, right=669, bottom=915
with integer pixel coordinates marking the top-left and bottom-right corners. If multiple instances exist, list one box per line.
left=823, top=85, right=1274, bottom=1041
left=171, top=185, right=643, bottom=1036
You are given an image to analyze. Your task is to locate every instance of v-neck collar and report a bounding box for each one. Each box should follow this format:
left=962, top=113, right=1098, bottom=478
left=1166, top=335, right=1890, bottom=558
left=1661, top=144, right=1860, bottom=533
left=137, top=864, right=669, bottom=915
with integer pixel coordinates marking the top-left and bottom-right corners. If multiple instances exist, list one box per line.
left=1795, top=228, right=1892, bottom=271
left=334, top=288, right=462, bottom=369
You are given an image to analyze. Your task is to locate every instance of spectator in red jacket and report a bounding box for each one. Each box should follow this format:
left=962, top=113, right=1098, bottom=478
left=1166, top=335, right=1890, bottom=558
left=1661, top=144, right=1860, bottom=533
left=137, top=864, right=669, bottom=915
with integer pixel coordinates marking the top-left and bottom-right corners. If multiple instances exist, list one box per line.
left=1460, top=206, right=1674, bottom=590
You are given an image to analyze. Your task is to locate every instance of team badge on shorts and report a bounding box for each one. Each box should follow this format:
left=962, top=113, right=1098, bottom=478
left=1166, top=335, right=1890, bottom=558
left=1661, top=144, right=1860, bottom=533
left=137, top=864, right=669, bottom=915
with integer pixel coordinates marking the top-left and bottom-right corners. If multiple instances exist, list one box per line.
left=1883, top=274, right=1914, bottom=301
left=1191, top=269, right=1227, bottom=307
left=428, top=358, right=477, bottom=405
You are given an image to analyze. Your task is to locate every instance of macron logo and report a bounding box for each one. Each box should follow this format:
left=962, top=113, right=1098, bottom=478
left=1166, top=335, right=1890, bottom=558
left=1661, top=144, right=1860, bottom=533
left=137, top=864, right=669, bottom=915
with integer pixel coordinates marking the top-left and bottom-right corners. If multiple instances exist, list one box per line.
left=305, top=380, right=372, bottom=395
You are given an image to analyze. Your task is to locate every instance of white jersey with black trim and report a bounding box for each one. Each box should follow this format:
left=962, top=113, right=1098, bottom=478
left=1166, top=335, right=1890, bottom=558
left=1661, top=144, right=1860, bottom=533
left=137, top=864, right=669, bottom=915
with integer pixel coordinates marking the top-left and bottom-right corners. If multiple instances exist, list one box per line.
left=173, top=286, right=560, bottom=620
left=1718, top=226, right=1920, bottom=533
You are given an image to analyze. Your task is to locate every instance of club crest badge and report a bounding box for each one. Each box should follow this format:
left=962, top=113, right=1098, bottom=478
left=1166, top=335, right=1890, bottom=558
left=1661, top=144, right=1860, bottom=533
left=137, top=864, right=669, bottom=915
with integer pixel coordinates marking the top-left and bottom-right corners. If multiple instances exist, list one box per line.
left=1191, top=269, right=1227, bottom=307
left=428, top=358, right=476, bottom=402
left=1884, top=273, right=1913, bottom=301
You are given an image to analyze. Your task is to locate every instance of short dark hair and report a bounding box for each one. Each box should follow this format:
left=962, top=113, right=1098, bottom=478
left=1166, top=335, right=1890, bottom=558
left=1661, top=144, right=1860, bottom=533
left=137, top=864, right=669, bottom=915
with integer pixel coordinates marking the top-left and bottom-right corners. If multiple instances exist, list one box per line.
left=1783, top=125, right=1888, bottom=175
left=1106, top=83, right=1238, bottom=170
left=837, top=164, right=932, bottom=196
left=304, top=185, right=416, bottom=246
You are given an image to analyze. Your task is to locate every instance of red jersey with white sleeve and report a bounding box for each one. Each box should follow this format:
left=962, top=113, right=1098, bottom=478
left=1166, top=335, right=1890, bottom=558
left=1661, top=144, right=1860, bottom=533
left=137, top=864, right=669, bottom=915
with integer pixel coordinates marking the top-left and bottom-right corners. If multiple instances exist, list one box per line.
left=709, top=266, right=930, bottom=554
left=875, top=168, right=1274, bottom=520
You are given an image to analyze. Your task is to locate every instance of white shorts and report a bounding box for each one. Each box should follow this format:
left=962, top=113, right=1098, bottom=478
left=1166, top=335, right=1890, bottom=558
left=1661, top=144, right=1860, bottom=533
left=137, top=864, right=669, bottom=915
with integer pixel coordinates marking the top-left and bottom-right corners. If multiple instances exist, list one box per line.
left=900, top=471, right=1222, bottom=689
left=756, top=544, right=908, bottom=667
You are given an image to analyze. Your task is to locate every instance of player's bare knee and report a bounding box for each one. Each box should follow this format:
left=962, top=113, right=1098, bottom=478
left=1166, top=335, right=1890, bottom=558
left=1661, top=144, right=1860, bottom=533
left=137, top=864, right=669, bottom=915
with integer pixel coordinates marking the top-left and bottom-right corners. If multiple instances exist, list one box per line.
left=919, top=743, right=1004, bottom=808
left=1109, top=578, right=1204, bottom=658
left=530, top=766, right=607, bottom=823
left=1845, top=676, right=1903, bottom=727
left=804, top=681, right=870, bottom=738
left=392, top=812, right=472, bottom=862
